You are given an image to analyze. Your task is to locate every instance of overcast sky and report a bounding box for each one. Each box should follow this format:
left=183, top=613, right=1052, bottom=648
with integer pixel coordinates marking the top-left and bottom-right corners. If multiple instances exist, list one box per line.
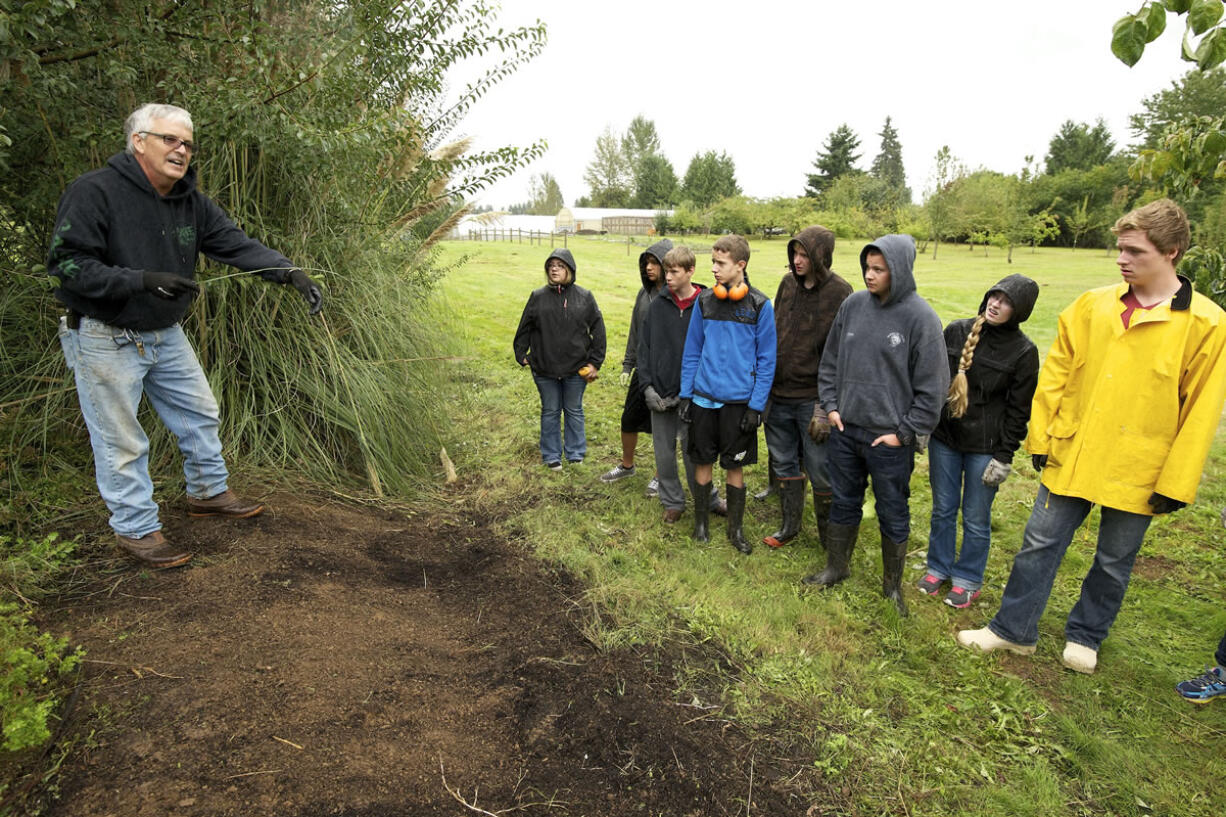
left=452, top=0, right=1192, bottom=209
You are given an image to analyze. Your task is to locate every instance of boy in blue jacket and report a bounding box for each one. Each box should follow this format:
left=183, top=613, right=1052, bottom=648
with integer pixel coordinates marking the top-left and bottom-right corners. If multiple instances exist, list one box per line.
left=679, top=235, right=777, bottom=553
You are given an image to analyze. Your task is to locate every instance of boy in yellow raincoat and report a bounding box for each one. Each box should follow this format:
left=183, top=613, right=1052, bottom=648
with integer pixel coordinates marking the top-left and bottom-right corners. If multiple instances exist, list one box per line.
left=957, top=199, right=1226, bottom=674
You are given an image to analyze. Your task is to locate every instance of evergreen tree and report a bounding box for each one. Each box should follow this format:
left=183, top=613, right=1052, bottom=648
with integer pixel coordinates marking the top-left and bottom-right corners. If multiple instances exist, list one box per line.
left=632, top=154, right=678, bottom=209
left=1044, top=119, right=1116, bottom=174
left=869, top=116, right=911, bottom=206
left=681, top=151, right=740, bottom=208
left=805, top=124, right=861, bottom=197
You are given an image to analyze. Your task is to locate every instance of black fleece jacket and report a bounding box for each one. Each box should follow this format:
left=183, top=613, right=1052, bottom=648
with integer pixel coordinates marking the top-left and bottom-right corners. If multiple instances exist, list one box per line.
left=513, top=249, right=607, bottom=378
left=932, top=274, right=1041, bottom=462
left=636, top=283, right=707, bottom=399
left=48, top=152, right=295, bottom=330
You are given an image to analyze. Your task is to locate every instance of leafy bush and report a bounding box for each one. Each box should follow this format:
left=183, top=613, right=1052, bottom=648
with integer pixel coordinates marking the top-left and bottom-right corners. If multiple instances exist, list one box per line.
left=0, top=534, right=82, bottom=754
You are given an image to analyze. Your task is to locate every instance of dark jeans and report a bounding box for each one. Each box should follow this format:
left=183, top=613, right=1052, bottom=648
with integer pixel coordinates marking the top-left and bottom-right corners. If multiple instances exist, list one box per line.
left=989, top=485, right=1152, bottom=650
left=827, top=423, right=915, bottom=543
left=1218, top=630, right=1226, bottom=667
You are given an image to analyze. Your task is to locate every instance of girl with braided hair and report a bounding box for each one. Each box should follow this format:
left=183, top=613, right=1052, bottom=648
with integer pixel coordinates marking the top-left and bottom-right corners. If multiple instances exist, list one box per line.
left=918, top=275, right=1040, bottom=608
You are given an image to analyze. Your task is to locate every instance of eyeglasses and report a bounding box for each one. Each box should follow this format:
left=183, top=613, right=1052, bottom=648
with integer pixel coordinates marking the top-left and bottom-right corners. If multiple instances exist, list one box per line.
left=139, top=131, right=198, bottom=155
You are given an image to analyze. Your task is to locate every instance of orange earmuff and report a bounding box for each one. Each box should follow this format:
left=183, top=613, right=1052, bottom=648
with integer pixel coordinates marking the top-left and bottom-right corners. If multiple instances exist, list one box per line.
left=713, top=284, right=728, bottom=299
left=727, top=282, right=749, bottom=301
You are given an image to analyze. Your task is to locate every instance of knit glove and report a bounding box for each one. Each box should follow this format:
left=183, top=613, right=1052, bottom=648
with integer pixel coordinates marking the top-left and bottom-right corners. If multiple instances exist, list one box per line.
left=808, top=406, right=831, bottom=443
left=981, top=458, right=1012, bottom=487
left=620, top=371, right=632, bottom=387
left=644, top=385, right=666, bottom=413
left=677, top=398, right=693, bottom=423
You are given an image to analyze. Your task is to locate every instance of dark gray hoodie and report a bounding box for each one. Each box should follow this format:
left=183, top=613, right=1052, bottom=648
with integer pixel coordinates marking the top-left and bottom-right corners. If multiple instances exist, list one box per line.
left=817, top=234, right=949, bottom=444
left=622, top=238, right=672, bottom=373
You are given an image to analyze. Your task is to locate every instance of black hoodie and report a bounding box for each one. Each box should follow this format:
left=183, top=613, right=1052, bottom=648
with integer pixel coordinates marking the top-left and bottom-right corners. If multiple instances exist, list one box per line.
left=48, top=152, right=296, bottom=330
left=932, top=274, right=1040, bottom=461
left=621, top=238, right=672, bottom=373
left=513, top=248, right=607, bottom=378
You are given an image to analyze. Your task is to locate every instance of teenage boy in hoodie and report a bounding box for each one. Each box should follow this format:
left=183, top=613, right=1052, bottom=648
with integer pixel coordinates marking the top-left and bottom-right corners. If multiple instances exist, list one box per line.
left=807, top=234, right=948, bottom=616
left=762, top=226, right=852, bottom=551
left=514, top=249, right=606, bottom=470
left=48, top=103, right=324, bottom=570
left=678, top=235, right=776, bottom=553
left=638, top=245, right=725, bottom=523
left=958, top=199, right=1226, bottom=674
left=601, top=239, right=670, bottom=492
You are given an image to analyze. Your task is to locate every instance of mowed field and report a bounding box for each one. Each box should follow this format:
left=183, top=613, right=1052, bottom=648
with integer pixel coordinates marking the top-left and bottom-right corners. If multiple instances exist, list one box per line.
left=434, top=232, right=1226, bottom=817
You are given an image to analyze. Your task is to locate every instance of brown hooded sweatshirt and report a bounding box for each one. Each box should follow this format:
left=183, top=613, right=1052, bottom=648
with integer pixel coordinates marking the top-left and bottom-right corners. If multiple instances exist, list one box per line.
left=770, top=226, right=853, bottom=403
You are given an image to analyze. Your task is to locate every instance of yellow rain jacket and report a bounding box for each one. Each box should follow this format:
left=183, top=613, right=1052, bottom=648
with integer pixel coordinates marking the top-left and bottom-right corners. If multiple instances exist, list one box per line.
left=1027, top=278, right=1226, bottom=515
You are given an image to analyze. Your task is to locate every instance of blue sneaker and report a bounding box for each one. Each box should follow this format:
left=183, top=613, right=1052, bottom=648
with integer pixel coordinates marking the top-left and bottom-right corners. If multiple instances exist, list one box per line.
left=1176, top=666, right=1226, bottom=704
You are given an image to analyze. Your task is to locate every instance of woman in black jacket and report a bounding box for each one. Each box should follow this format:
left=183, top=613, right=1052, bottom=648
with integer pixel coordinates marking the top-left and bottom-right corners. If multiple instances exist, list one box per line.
left=917, top=274, right=1039, bottom=608
left=513, top=249, right=606, bottom=470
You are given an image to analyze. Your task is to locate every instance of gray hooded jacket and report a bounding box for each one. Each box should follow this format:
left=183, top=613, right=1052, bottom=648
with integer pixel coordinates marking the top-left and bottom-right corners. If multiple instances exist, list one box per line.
left=817, top=234, right=949, bottom=444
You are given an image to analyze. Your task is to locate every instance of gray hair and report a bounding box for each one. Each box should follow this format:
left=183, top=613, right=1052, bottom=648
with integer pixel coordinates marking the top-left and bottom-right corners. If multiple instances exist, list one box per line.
left=124, top=103, right=194, bottom=154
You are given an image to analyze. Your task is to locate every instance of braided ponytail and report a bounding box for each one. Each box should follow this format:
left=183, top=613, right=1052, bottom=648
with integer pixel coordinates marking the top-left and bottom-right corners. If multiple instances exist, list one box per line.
left=946, top=314, right=987, bottom=419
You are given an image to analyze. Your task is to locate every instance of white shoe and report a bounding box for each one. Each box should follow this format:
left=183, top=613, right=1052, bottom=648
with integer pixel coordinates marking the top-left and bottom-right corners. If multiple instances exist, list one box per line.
left=955, top=627, right=1036, bottom=656
left=1061, top=642, right=1098, bottom=674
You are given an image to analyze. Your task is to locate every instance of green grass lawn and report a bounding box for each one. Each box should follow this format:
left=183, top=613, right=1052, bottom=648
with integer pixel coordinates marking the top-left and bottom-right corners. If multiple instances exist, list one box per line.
left=434, top=233, right=1226, bottom=817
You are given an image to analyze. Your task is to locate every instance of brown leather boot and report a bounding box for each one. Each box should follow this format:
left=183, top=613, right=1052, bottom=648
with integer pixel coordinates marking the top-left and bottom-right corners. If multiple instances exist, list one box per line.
left=115, top=531, right=192, bottom=569
left=186, top=489, right=266, bottom=518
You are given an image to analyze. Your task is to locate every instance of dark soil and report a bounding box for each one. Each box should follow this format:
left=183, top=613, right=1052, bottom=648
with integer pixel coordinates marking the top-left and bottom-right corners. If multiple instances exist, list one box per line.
left=23, top=493, right=820, bottom=816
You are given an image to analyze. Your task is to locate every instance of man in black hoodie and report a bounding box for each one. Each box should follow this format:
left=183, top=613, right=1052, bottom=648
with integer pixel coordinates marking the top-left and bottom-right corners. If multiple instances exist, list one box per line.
left=762, top=226, right=852, bottom=551
left=48, top=103, right=324, bottom=570
left=601, top=239, right=670, bottom=490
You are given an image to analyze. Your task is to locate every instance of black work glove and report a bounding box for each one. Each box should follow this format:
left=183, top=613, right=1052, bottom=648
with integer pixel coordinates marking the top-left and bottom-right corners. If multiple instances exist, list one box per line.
left=288, top=269, right=324, bottom=315
left=739, top=408, right=762, bottom=433
left=1148, top=492, right=1186, bottom=515
left=1031, top=454, right=1048, bottom=473
left=677, top=398, right=693, bottom=423
left=142, top=270, right=200, bottom=300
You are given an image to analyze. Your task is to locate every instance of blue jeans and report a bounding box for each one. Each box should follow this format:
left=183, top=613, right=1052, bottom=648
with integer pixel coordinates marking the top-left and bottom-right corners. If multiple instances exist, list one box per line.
left=59, top=317, right=230, bottom=539
left=989, top=485, right=1152, bottom=649
left=764, top=400, right=829, bottom=491
left=826, top=424, right=915, bottom=542
left=926, top=439, right=998, bottom=591
left=532, top=374, right=587, bottom=463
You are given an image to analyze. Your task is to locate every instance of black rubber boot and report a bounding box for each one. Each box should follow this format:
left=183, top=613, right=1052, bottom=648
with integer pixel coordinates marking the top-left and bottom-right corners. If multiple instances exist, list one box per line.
left=764, top=478, right=805, bottom=548
left=801, top=521, right=858, bottom=586
left=754, top=456, right=778, bottom=501
left=726, top=484, right=752, bottom=554
left=812, top=490, right=832, bottom=552
left=692, top=482, right=712, bottom=543
left=881, top=533, right=909, bottom=617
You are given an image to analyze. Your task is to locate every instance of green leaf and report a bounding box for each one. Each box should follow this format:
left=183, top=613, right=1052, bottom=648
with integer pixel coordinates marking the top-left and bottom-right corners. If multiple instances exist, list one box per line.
left=1183, top=27, right=1200, bottom=59
left=1151, top=150, right=1175, bottom=177
left=1214, top=158, right=1226, bottom=178
left=1112, top=14, right=1148, bottom=65
left=1165, top=0, right=1193, bottom=12
left=1188, top=0, right=1223, bottom=34
left=1194, top=26, right=1226, bottom=68
left=1144, top=2, right=1168, bottom=42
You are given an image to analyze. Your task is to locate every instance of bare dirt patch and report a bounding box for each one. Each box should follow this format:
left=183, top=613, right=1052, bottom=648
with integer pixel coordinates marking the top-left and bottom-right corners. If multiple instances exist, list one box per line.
left=23, top=493, right=818, bottom=816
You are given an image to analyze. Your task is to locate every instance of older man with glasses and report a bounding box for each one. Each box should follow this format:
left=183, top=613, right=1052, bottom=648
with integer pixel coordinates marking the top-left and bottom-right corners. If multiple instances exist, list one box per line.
left=47, top=102, right=324, bottom=569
